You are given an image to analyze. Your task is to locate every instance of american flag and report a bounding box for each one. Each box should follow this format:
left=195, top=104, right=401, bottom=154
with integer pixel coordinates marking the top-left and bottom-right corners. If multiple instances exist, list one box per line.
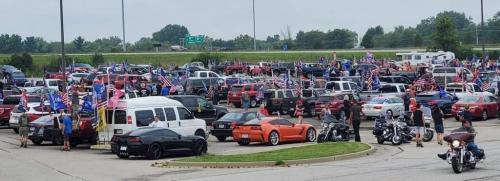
left=481, top=80, right=491, bottom=91
left=364, top=70, right=373, bottom=90
left=61, top=91, right=70, bottom=107
left=159, top=75, right=176, bottom=93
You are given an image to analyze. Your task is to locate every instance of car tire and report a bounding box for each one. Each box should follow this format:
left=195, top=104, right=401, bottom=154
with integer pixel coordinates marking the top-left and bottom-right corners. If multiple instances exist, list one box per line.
left=250, top=99, right=257, bottom=108
left=195, top=130, right=206, bottom=139
left=216, top=136, right=227, bottom=142
left=31, top=138, right=43, bottom=145
left=192, top=140, right=207, bottom=156
left=146, top=143, right=162, bottom=160
left=237, top=139, right=250, bottom=146
left=306, top=128, right=316, bottom=142
left=52, top=136, right=63, bottom=145
left=117, top=154, right=130, bottom=159
left=482, top=110, right=488, bottom=121
left=268, top=131, right=280, bottom=146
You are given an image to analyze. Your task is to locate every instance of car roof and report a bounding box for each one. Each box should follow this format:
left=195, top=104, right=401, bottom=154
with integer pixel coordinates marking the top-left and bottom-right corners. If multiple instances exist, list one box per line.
left=117, top=97, right=183, bottom=109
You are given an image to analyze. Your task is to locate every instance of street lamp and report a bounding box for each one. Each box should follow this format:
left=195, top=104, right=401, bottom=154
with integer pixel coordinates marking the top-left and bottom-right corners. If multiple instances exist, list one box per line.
left=252, top=0, right=256, bottom=51
left=121, top=0, right=127, bottom=52
left=480, top=0, right=486, bottom=67
left=59, top=0, right=67, bottom=90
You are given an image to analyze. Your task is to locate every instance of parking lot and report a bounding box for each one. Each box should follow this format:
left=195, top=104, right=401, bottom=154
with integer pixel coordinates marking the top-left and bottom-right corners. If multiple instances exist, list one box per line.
left=1, top=102, right=500, bottom=181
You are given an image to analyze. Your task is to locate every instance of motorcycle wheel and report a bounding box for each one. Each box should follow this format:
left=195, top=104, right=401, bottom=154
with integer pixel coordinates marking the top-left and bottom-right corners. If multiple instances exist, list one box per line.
left=423, top=129, right=434, bottom=142
left=451, top=156, right=463, bottom=174
left=391, top=134, right=403, bottom=145
left=317, top=134, right=325, bottom=143
left=376, top=137, right=385, bottom=144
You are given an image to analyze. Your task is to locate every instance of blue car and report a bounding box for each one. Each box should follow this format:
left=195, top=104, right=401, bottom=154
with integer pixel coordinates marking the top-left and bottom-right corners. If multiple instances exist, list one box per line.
left=8, top=71, right=27, bottom=86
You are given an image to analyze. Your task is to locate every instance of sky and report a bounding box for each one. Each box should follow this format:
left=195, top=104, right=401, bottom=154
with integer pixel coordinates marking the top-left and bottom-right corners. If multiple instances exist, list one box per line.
left=1, top=0, right=500, bottom=43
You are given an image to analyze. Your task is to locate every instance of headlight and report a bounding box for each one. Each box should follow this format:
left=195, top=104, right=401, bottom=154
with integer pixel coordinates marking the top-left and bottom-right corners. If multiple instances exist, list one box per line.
left=452, top=140, right=460, bottom=148
left=322, top=123, right=327, bottom=128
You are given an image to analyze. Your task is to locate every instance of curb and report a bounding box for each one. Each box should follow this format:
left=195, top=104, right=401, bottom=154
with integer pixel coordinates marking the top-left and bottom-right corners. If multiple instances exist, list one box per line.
left=90, top=144, right=111, bottom=151
left=152, top=143, right=375, bottom=168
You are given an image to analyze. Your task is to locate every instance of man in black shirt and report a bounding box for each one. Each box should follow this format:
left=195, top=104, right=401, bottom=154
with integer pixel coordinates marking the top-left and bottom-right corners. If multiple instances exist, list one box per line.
left=412, top=104, right=425, bottom=147
left=349, top=99, right=364, bottom=142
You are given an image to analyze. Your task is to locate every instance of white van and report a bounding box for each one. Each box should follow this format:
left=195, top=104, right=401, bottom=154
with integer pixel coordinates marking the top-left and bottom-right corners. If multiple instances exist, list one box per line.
left=99, top=97, right=207, bottom=142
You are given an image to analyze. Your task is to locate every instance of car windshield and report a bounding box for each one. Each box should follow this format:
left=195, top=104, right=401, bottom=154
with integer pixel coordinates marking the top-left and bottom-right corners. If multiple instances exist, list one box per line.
left=219, top=113, right=243, bottom=121
left=244, top=118, right=263, bottom=125
left=368, top=98, right=388, bottom=104
left=12, top=72, right=25, bottom=78
left=231, top=86, right=243, bottom=92
left=416, top=94, right=437, bottom=101
left=460, top=96, right=479, bottom=103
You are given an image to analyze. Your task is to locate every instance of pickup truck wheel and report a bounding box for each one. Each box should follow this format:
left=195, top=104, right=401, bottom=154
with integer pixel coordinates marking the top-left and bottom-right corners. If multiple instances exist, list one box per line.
left=250, top=99, right=257, bottom=108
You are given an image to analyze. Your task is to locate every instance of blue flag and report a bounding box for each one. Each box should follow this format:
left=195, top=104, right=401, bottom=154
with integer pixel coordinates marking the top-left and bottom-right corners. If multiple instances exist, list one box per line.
left=372, top=76, right=381, bottom=90
left=81, top=95, right=93, bottom=113
left=439, top=86, right=447, bottom=98
left=48, top=93, right=66, bottom=111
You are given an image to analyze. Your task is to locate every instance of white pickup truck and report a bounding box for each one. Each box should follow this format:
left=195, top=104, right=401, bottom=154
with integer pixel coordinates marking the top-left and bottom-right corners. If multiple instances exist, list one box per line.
left=192, top=71, right=224, bottom=79
left=359, top=83, right=407, bottom=100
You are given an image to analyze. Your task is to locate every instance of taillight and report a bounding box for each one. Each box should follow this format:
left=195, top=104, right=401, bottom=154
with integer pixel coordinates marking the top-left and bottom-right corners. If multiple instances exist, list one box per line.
left=127, top=115, right=132, bottom=124
left=374, top=106, right=382, bottom=109
left=230, top=121, right=236, bottom=129
left=127, top=137, right=141, bottom=143
left=251, top=126, right=261, bottom=130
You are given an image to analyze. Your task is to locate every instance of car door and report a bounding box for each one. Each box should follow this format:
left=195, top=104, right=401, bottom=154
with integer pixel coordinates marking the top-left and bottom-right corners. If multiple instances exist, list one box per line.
left=164, top=107, right=179, bottom=130
left=177, top=107, right=197, bottom=136
left=195, top=97, right=215, bottom=122
left=485, top=96, right=497, bottom=117
left=159, top=129, right=184, bottom=151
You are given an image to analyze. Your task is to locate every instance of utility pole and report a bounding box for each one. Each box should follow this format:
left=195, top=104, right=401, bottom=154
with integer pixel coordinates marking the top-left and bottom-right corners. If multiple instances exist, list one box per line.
left=59, top=0, right=66, bottom=90
left=252, top=0, right=256, bottom=51
left=475, top=26, right=479, bottom=45
left=121, top=0, right=127, bottom=52
left=480, top=0, right=486, bottom=67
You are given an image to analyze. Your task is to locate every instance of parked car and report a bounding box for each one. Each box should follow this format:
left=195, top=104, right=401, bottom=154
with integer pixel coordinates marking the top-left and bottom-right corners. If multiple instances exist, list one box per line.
left=379, top=76, right=411, bottom=85
left=314, top=92, right=364, bottom=119
left=283, top=89, right=327, bottom=117
left=416, top=91, right=458, bottom=115
left=272, top=62, right=295, bottom=75
left=99, top=97, right=207, bottom=142
left=68, top=73, right=89, bottom=83
left=168, top=95, right=228, bottom=125
left=9, top=102, right=51, bottom=133
left=325, top=81, right=358, bottom=93
left=111, top=127, right=207, bottom=160
left=7, top=71, right=28, bottom=86
left=359, top=83, right=407, bottom=100
left=227, top=83, right=264, bottom=108
left=263, top=89, right=295, bottom=115
left=232, top=117, right=316, bottom=146
left=210, top=112, right=261, bottom=141
left=362, top=97, right=404, bottom=118
left=301, top=63, right=324, bottom=77
left=451, top=95, right=498, bottom=121
left=28, top=114, right=97, bottom=147
left=181, top=78, right=221, bottom=96
left=224, top=64, right=247, bottom=75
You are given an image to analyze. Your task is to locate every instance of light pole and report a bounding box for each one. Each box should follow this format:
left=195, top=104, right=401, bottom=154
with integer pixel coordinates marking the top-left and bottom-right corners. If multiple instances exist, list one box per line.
left=480, top=0, right=486, bottom=67
left=252, top=0, right=256, bottom=51
left=59, top=0, right=67, bottom=90
left=121, top=0, right=127, bottom=52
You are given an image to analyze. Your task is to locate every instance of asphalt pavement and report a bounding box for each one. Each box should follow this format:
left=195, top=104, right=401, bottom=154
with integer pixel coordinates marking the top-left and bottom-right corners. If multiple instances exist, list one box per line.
left=0, top=109, right=499, bottom=181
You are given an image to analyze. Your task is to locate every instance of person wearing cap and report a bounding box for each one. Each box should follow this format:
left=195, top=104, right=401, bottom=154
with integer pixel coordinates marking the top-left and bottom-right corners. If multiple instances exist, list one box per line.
left=412, top=104, right=425, bottom=147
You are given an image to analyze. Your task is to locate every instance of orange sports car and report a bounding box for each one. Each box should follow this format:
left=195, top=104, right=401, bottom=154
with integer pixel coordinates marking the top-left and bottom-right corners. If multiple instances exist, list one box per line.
left=232, top=117, right=316, bottom=146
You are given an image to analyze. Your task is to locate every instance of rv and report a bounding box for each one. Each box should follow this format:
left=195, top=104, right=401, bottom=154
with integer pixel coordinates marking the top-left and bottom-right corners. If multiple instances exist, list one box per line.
left=395, top=51, right=455, bottom=66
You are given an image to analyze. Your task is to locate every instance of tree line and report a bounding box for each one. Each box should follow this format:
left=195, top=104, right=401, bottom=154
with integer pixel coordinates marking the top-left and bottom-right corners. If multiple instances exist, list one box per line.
left=1, top=11, right=500, bottom=54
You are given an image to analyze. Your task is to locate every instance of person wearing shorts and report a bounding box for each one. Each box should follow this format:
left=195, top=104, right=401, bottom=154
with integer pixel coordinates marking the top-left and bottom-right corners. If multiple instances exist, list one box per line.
left=432, top=106, right=444, bottom=145
left=412, top=104, right=425, bottom=147
left=61, top=112, right=73, bottom=151
left=18, top=112, right=29, bottom=148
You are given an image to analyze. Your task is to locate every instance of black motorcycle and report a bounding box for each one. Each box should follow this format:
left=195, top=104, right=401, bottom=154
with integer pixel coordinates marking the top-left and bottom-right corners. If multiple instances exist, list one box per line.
left=317, top=114, right=350, bottom=143
left=442, top=132, right=485, bottom=173
left=373, top=114, right=404, bottom=145
left=398, top=112, right=434, bottom=142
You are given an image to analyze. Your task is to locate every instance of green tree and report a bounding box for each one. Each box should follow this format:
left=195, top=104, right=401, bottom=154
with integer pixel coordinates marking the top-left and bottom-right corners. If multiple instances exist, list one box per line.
left=432, top=16, right=459, bottom=51
left=88, top=36, right=122, bottom=52
left=5, top=53, right=33, bottom=71
left=233, top=34, right=254, bottom=50
left=361, top=26, right=384, bottom=48
left=0, top=34, right=23, bottom=53
left=91, top=53, right=105, bottom=66
left=132, top=37, right=155, bottom=51
left=73, top=36, right=87, bottom=52
left=295, top=30, right=325, bottom=49
left=324, top=29, right=357, bottom=49
left=152, top=24, right=189, bottom=44
left=486, top=12, right=500, bottom=44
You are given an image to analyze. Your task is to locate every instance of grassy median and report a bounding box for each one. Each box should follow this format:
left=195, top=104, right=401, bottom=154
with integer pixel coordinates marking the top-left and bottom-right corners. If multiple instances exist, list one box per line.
left=179, top=142, right=370, bottom=163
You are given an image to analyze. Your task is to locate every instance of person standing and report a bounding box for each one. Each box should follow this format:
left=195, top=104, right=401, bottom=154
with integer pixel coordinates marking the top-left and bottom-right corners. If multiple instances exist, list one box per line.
left=160, top=84, right=170, bottom=96
left=18, top=112, right=29, bottom=148
left=432, top=106, right=445, bottom=145
left=349, top=99, right=363, bottom=142
left=156, top=83, right=162, bottom=96
left=212, top=85, right=219, bottom=105
left=241, top=91, right=250, bottom=111
left=295, top=95, right=304, bottom=124
left=61, top=112, right=73, bottom=151
left=343, top=95, right=351, bottom=120
left=412, top=104, right=425, bottom=147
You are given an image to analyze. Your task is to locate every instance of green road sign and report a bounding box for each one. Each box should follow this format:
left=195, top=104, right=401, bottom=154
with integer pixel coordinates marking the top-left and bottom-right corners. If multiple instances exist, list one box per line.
left=185, top=35, right=205, bottom=45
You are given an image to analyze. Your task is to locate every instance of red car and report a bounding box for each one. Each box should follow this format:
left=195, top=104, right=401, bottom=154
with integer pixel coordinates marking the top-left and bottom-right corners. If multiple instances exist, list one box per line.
left=314, top=92, right=364, bottom=119
left=224, top=64, right=247, bottom=75
left=232, top=117, right=316, bottom=146
left=0, top=95, right=43, bottom=127
left=451, top=95, right=498, bottom=121
left=227, top=83, right=264, bottom=108
left=28, top=114, right=97, bottom=146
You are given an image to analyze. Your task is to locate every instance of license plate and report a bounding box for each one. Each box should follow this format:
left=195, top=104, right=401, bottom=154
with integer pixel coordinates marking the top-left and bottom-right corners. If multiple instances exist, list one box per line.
left=219, top=124, right=225, bottom=128
left=241, top=134, right=249, bottom=138
left=120, top=146, right=127, bottom=151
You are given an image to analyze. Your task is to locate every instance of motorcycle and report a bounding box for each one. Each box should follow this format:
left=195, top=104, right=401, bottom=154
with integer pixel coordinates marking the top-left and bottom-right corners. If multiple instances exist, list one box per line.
left=317, top=114, right=350, bottom=143
left=399, top=112, right=434, bottom=142
left=372, top=113, right=404, bottom=145
left=442, top=132, right=485, bottom=173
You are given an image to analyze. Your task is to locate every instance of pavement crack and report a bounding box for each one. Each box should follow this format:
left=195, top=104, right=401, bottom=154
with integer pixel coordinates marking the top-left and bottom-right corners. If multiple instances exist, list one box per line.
left=390, top=146, right=404, bottom=157
left=31, top=158, right=90, bottom=181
